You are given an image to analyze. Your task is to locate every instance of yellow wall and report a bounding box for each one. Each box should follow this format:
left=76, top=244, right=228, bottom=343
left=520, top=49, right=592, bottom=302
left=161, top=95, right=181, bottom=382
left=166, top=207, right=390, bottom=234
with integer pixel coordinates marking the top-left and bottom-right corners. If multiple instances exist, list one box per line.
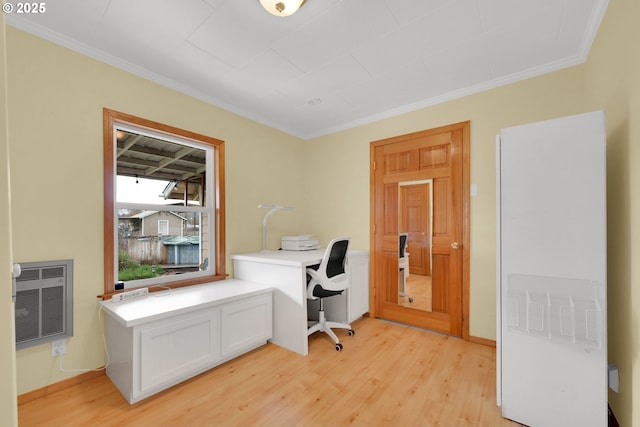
left=4, top=1, right=639, bottom=425
left=6, top=27, right=307, bottom=395
left=0, top=14, right=18, bottom=427
left=583, top=2, right=640, bottom=426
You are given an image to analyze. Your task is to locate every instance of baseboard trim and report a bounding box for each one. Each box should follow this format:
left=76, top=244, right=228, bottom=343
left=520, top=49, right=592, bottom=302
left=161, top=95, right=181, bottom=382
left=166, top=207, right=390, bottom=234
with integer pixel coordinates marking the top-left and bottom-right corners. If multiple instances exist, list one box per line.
left=18, top=369, right=105, bottom=405
left=469, top=335, right=496, bottom=347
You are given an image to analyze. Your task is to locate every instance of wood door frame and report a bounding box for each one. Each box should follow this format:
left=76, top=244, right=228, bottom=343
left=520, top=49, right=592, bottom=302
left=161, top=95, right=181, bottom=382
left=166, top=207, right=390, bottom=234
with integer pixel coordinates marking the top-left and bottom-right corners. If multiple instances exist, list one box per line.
left=369, top=121, right=470, bottom=340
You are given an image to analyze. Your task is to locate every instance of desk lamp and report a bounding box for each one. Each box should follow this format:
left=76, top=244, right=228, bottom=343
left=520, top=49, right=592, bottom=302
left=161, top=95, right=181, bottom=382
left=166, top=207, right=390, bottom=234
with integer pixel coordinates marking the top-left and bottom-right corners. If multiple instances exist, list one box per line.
left=258, top=204, right=295, bottom=250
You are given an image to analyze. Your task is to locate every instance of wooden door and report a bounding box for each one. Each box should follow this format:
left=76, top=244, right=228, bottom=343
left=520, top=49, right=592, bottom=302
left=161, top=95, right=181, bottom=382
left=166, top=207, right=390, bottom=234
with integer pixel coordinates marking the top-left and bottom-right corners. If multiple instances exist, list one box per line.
left=399, top=183, right=431, bottom=275
left=370, top=122, right=469, bottom=337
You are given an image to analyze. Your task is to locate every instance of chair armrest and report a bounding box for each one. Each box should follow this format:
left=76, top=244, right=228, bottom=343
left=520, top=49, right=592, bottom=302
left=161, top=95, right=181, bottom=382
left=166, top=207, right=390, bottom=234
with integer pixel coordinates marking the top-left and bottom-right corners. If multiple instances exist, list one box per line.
left=306, top=268, right=322, bottom=283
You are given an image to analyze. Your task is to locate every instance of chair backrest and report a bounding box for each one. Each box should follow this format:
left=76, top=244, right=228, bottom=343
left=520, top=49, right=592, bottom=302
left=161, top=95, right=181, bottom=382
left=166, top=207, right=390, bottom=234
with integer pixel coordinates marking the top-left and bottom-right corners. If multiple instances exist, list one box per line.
left=323, top=237, right=350, bottom=278
left=399, top=233, right=408, bottom=258
left=308, top=237, right=350, bottom=293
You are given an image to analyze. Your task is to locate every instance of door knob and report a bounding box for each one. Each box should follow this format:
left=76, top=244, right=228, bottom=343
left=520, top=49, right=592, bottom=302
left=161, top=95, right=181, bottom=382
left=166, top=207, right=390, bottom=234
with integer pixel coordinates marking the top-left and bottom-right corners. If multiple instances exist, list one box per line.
left=451, top=242, right=461, bottom=250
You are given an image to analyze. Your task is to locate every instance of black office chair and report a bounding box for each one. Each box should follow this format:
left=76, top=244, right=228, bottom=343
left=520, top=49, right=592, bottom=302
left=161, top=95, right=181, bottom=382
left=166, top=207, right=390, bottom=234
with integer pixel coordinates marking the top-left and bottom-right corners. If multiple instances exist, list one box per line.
left=399, top=233, right=413, bottom=303
left=306, top=237, right=355, bottom=351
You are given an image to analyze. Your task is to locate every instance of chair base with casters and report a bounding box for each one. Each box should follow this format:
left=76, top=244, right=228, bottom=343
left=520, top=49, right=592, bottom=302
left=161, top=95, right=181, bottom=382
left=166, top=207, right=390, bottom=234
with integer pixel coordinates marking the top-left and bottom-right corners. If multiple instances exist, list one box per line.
left=399, top=292, right=414, bottom=303
left=307, top=286, right=355, bottom=351
left=399, top=268, right=414, bottom=303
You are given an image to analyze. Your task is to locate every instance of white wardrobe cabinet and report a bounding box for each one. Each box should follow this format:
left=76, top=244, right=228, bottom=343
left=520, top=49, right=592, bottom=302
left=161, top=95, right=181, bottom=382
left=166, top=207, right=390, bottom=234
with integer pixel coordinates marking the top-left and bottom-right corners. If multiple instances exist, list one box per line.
left=496, top=111, right=607, bottom=427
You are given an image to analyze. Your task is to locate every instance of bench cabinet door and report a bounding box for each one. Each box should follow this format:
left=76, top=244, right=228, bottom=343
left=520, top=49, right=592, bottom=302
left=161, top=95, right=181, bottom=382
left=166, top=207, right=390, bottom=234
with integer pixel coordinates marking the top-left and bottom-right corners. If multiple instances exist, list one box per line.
left=221, top=294, right=273, bottom=358
left=137, top=308, right=221, bottom=397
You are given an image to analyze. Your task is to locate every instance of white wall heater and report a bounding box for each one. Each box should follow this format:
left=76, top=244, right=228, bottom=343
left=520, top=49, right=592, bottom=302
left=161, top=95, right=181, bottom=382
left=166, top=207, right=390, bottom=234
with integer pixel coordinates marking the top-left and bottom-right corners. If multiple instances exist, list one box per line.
left=14, top=259, right=73, bottom=350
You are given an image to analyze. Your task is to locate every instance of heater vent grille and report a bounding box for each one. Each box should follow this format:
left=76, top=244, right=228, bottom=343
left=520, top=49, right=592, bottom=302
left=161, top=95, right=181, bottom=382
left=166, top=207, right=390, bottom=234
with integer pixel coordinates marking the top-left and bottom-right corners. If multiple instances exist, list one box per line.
left=14, top=259, right=73, bottom=350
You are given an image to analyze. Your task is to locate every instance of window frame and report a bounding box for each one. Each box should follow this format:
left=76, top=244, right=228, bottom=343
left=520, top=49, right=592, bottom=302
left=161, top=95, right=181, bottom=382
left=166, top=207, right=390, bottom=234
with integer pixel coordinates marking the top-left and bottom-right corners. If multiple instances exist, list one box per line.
left=102, top=109, right=226, bottom=298
left=157, top=219, right=169, bottom=236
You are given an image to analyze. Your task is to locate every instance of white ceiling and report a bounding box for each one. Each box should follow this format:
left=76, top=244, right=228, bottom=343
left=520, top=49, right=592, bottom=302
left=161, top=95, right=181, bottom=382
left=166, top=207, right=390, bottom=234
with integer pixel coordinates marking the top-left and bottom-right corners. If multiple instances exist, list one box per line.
left=7, top=0, right=609, bottom=139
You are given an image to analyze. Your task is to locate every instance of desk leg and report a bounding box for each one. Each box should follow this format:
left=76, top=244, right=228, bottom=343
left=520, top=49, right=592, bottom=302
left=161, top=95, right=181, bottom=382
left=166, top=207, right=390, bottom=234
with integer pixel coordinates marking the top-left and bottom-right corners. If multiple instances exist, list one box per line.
left=233, top=260, right=309, bottom=356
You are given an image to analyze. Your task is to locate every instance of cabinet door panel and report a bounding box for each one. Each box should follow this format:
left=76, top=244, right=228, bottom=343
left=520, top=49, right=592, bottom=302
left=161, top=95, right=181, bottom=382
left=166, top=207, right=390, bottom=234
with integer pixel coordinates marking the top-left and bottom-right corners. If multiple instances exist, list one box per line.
left=221, top=295, right=272, bottom=357
left=139, top=310, right=220, bottom=393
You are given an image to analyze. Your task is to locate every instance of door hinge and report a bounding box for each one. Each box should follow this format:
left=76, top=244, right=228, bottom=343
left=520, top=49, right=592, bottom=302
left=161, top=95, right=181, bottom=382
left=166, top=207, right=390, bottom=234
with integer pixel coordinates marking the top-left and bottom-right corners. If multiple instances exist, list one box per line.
left=373, top=161, right=376, bottom=171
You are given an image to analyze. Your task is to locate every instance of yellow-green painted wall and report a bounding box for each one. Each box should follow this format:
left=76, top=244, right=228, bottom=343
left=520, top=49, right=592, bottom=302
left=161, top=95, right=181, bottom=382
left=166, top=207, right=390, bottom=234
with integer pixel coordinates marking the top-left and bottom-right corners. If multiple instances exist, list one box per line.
left=6, top=27, right=308, bottom=395
left=0, top=13, right=18, bottom=427
left=583, top=2, right=640, bottom=426
left=3, top=1, right=639, bottom=425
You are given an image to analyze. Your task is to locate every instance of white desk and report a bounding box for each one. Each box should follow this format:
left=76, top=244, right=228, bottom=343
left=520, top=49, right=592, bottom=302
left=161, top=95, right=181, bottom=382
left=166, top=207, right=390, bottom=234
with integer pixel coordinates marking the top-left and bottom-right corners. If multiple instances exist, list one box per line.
left=232, top=249, right=369, bottom=356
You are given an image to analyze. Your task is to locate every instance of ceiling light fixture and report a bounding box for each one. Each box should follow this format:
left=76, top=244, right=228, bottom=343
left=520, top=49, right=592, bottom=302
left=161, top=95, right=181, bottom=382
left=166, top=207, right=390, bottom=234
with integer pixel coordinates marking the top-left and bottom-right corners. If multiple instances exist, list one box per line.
left=259, top=0, right=306, bottom=17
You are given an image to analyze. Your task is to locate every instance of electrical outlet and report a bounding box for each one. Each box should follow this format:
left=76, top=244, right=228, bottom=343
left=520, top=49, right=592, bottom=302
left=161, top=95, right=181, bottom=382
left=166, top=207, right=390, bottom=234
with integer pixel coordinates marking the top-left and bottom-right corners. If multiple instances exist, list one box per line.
left=111, top=287, right=149, bottom=302
left=51, top=338, right=66, bottom=357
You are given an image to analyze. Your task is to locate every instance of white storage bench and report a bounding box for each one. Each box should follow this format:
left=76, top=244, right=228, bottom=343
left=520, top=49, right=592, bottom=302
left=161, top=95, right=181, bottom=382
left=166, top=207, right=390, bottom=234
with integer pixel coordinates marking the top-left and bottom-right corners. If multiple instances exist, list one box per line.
left=100, top=279, right=273, bottom=404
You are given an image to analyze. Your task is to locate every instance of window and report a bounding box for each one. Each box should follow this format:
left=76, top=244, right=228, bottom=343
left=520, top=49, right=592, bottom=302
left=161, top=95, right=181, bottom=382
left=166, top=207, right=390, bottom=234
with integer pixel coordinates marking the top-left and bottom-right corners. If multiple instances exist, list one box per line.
left=157, top=220, right=169, bottom=237
left=103, top=109, right=225, bottom=296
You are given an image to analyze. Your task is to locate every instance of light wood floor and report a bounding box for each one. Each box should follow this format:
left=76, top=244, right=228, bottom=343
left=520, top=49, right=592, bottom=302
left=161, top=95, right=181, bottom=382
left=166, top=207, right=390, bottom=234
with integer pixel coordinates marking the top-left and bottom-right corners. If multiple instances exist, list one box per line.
left=19, top=317, right=519, bottom=427
left=400, top=273, right=432, bottom=311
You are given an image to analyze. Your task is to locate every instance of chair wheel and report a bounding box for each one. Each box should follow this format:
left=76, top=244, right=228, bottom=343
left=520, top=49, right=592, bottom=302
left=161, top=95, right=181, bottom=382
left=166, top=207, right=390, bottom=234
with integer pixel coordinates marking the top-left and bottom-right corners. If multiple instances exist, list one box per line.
left=348, top=329, right=355, bottom=336
left=335, top=343, right=343, bottom=351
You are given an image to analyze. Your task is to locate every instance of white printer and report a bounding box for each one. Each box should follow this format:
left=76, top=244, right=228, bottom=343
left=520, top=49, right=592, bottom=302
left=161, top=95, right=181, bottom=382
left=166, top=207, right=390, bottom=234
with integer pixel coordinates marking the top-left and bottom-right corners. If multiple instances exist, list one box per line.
left=281, top=235, right=320, bottom=251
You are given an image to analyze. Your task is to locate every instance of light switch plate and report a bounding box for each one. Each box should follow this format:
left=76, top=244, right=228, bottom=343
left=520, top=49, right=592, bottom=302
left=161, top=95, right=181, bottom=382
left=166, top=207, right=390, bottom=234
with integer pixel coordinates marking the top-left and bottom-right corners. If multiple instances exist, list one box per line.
left=470, top=183, right=478, bottom=197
